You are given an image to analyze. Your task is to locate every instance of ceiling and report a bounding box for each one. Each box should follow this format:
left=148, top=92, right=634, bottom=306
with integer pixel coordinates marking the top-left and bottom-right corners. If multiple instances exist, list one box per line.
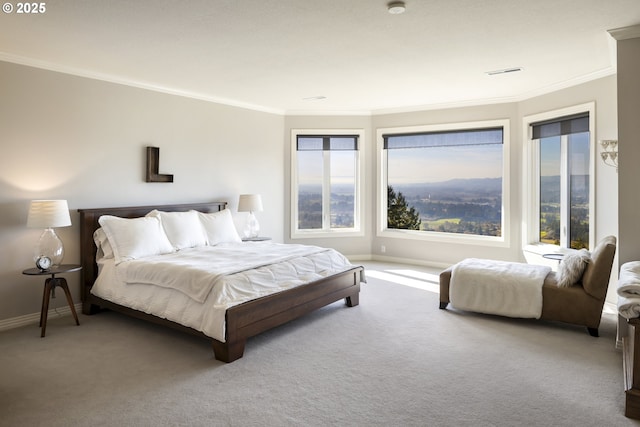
left=1, top=0, right=640, bottom=115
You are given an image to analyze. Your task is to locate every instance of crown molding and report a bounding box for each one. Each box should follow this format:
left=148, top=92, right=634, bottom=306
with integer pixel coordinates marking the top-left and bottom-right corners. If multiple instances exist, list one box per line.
left=0, top=51, right=618, bottom=118
left=0, top=52, right=286, bottom=115
left=608, top=24, right=640, bottom=41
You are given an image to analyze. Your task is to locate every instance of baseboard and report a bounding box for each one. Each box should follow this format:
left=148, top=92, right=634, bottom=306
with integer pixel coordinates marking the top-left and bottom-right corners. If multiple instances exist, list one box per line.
left=345, top=254, right=373, bottom=262
left=346, top=254, right=450, bottom=270
left=370, top=254, right=451, bottom=269
left=0, top=303, right=82, bottom=332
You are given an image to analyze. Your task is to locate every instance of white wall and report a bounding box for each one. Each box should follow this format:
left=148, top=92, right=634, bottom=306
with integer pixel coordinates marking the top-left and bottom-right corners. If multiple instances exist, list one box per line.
left=288, top=77, right=619, bottom=269
left=0, top=59, right=624, bottom=322
left=369, top=77, right=619, bottom=301
left=617, top=35, right=640, bottom=265
left=0, top=61, right=285, bottom=321
left=283, top=77, right=620, bottom=306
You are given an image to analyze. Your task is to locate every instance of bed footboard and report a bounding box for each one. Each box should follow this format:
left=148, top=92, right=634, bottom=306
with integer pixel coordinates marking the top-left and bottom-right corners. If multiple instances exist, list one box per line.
left=214, top=266, right=362, bottom=362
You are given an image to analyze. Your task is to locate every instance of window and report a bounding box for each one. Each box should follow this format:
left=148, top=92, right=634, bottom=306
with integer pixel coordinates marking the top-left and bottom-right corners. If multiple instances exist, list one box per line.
left=377, top=120, right=509, bottom=244
left=523, top=103, right=594, bottom=251
left=291, top=130, right=363, bottom=237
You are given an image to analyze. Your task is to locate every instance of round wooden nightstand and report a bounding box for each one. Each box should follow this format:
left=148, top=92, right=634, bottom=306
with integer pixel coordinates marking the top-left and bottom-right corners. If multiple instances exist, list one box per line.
left=22, top=264, right=81, bottom=337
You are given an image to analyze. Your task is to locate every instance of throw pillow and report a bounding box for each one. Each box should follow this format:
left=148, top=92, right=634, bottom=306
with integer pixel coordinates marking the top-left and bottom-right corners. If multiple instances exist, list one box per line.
left=197, top=209, right=242, bottom=245
left=556, top=249, right=591, bottom=288
left=146, top=210, right=208, bottom=250
left=98, top=215, right=175, bottom=264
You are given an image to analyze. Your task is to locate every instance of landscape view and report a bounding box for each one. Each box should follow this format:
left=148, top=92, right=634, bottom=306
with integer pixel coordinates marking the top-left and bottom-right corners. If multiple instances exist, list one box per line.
left=297, top=178, right=504, bottom=236
left=297, top=184, right=356, bottom=230
left=387, top=178, right=502, bottom=236
left=539, top=174, right=590, bottom=249
left=298, top=174, right=589, bottom=248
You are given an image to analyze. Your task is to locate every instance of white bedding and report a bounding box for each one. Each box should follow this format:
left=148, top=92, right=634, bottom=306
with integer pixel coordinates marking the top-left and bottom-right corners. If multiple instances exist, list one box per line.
left=116, top=243, right=329, bottom=303
left=450, top=258, right=551, bottom=319
left=92, top=241, right=356, bottom=342
left=618, top=261, right=640, bottom=319
left=618, top=261, right=640, bottom=298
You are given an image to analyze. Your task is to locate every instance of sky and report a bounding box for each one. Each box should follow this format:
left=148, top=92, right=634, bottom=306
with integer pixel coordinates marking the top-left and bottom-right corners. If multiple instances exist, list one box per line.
left=540, top=132, right=590, bottom=176
left=387, top=144, right=503, bottom=184
left=297, top=151, right=356, bottom=186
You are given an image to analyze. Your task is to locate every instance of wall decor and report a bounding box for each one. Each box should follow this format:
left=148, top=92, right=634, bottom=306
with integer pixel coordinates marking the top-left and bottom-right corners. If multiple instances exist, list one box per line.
left=146, top=146, right=174, bottom=182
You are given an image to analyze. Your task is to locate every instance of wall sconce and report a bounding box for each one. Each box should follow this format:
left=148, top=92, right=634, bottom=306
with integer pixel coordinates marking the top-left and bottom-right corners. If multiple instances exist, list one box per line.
left=600, top=140, right=618, bottom=172
left=238, top=194, right=263, bottom=238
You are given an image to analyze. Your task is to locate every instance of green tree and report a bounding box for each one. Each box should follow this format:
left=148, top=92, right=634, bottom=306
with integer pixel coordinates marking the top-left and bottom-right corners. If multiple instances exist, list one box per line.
left=387, top=185, right=421, bottom=230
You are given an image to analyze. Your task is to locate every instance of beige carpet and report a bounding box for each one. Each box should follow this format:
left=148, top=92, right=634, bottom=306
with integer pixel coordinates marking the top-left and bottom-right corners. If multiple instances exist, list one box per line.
left=0, top=262, right=635, bottom=426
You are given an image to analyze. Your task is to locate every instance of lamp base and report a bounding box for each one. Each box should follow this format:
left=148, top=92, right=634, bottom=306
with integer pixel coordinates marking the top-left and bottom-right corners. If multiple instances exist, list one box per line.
left=35, top=228, right=65, bottom=266
left=243, top=212, right=260, bottom=239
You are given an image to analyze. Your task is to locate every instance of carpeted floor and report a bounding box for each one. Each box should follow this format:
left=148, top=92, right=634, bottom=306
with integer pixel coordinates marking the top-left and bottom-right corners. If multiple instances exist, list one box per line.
left=0, top=261, right=636, bottom=426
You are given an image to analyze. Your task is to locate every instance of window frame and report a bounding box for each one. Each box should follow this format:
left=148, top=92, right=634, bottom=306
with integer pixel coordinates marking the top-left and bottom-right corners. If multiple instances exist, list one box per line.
left=522, top=102, right=596, bottom=252
left=290, top=128, right=365, bottom=239
left=376, top=119, right=510, bottom=247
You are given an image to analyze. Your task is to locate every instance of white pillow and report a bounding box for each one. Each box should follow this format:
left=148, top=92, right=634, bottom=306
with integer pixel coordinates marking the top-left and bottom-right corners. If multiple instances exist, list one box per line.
left=556, top=249, right=591, bottom=288
left=146, top=210, right=207, bottom=250
left=93, top=227, right=114, bottom=260
left=98, top=215, right=175, bottom=264
left=197, top=209, right=242, bottom=245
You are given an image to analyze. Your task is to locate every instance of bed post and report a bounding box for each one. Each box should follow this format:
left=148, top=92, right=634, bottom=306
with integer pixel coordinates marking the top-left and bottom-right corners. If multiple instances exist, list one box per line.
left=346, top=292, right=359, bottom=307
left=211, top=339, right=246, bottom=363
left=78, top=209, right=101, bottom=315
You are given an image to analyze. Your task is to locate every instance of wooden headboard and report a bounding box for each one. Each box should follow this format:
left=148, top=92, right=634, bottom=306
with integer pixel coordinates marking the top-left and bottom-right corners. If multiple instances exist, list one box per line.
left=77, top=202, right=226, bottom=304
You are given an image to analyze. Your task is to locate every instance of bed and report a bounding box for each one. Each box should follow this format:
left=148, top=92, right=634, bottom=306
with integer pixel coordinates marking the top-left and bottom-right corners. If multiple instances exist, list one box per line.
left=78, top=202, right=363, bottom=362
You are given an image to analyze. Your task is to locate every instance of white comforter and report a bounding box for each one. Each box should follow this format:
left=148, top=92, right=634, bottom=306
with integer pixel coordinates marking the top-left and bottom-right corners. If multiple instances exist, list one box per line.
left=450, top=258, right=551, bottom=319
left=92, top=242, right=356, bottom=342
left=115, top=243, right=330, bottom=303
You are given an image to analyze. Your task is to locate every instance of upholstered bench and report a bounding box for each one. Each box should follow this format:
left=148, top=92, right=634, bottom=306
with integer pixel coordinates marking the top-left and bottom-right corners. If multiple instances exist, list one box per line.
left=439, top=236, right=616, bottom=336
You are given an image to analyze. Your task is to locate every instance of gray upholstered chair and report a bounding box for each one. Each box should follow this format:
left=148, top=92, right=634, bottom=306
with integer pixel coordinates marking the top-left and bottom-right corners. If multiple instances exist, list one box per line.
left=439, top=236, right=617, bottom=336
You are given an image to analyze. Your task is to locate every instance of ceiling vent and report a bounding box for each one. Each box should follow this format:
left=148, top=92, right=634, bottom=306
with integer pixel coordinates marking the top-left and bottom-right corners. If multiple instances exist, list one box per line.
left=486, top=67, right=523, bottom=76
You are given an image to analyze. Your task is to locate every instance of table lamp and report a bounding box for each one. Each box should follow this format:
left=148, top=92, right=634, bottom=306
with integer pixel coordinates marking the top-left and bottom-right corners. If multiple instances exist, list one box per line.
left=238, top=194, right=263, bottom=238
left=27, top=200, right=72, bottom=267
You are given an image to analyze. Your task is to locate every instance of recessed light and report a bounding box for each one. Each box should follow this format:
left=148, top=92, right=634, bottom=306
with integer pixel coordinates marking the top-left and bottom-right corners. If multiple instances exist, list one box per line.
left=387, top=1, right=406, bottom=14
left=486, top=67, right=523, bottom=76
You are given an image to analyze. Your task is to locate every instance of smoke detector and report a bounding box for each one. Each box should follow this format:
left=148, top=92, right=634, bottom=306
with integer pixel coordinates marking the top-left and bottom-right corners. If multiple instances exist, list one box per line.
left=388, top=2, right=406, bottom=14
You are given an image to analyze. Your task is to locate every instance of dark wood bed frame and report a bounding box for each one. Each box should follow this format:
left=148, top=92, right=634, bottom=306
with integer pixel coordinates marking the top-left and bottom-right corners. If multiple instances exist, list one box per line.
left=78, top=202, right=362, bottom=363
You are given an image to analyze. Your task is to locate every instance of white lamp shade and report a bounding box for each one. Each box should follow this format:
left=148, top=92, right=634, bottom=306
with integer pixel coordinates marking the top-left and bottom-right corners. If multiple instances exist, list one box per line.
left=27, top=200, right=72, bottom=228
left=238, top=194, right=263, bottom=213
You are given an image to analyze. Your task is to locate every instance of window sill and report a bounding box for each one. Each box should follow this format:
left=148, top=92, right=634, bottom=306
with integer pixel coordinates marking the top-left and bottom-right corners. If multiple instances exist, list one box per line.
left=522, top=243, right=569, bottom=256
left=377, top=228, right=508, bottom=247
left=291, top=229, right=364, bottom=239
left=522, top=243, right=569, bottom=267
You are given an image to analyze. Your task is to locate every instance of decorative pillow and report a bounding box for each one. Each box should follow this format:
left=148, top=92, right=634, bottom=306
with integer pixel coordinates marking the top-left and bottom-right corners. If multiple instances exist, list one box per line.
left=93, top=227, right=114, bottom=260
left=98, top=215, right=174, bottom=264
left=196, top=209, right=242, bottom=245
left=146, top=210, right=207, bottom=250
left=556, top=249, right=591, bottom=288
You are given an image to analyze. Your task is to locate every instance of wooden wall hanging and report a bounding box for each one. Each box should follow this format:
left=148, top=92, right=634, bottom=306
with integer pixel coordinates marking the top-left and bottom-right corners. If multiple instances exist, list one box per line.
left=146, top=146, right=174, bottom=183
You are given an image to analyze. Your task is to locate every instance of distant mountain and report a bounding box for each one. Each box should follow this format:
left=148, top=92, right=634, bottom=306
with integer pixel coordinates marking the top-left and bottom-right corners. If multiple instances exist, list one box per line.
left=391, top=177, right=502, bottom=200
left=539, top=175, right=589, bottom=204
left=302, top=175, right=587, bottom=203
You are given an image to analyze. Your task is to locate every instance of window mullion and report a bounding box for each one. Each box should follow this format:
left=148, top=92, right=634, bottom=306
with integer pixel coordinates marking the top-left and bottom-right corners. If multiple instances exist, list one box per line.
left=560, top=135, right=569, bottom=248
left=532, top=140, right=541, bottom=245
left=322, top=149, right=331, bottom=230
